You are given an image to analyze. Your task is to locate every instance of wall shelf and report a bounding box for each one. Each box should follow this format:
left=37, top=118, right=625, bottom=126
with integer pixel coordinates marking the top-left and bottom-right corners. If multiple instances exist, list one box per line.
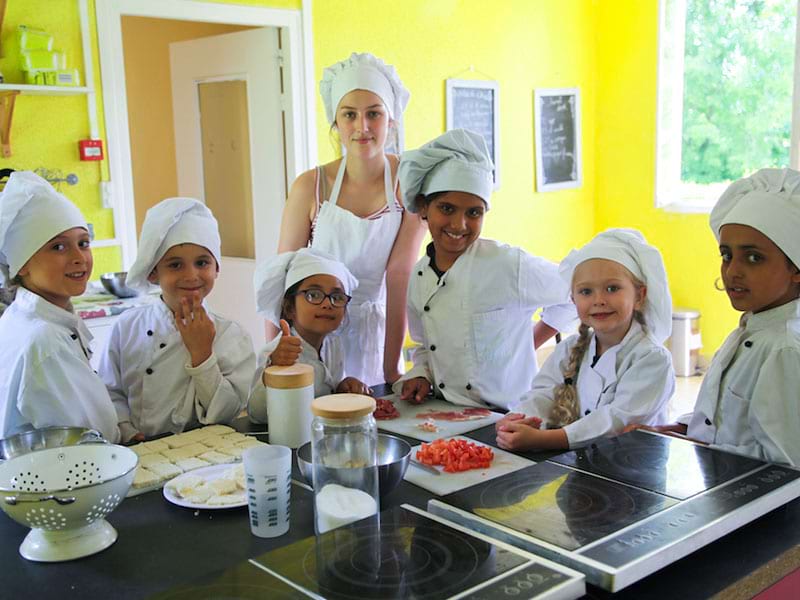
left=0, top=83, right=93, bottom=95
left=0, top=84, right=93, bottom=157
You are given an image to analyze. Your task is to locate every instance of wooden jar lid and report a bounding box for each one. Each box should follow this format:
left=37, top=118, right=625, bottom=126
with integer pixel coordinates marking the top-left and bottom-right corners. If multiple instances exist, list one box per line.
left=264, top=363, right=314, bottom=389
left=311, top=394, right=376, bottom=419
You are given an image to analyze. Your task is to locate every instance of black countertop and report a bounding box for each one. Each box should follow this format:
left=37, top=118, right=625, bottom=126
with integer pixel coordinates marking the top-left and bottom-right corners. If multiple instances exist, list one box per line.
left=2, top=420, right=800, bottom=599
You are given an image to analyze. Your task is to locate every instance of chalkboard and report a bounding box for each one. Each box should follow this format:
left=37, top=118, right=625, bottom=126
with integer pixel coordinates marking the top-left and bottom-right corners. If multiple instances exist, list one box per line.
left=534, top=88, right=582, bottom=192
left=446, top=79, right=500, bottom=189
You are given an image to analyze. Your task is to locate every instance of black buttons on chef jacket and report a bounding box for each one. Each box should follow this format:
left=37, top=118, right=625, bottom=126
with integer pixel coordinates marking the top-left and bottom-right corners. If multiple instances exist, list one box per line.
left=705, top=418, right=712, bottom=426
left=744, top=341, right=753, bottom=348
left=438, top=382, right=445, bottom=389
left=146, top=368, right=153, bottom=375
left=417, top=270, right=423, bottom=276
left=585, top=409, right=591, bottom=415
left=430, top=345, right=437, bottom=351
left=147, top=330, right=153, bottom=336
left=159, top=343, right=166, bottom=349
left=70, top=333, right=78, bottom=340
left=466, top=384, right=472, bottom=391
left=424, top=305, right=430, bottom=312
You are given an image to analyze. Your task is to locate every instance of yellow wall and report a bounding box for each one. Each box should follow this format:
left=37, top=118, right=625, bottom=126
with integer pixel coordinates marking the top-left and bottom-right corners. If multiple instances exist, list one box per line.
left=120, top=16, right=251, bottom=235
left=313, top=0, right=597, bottom=263
left=1, top=0, right=735, bottom=354
left=594, top=0, right=738, bottom=354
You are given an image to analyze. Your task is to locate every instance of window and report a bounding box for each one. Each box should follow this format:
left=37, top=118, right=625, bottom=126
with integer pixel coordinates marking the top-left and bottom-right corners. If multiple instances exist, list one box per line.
left=656, top=0, right=800, bottom=212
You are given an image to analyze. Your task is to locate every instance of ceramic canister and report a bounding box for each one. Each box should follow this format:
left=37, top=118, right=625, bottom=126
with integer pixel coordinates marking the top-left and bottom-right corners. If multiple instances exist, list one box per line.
left=264, top=363, right=315, bottom=448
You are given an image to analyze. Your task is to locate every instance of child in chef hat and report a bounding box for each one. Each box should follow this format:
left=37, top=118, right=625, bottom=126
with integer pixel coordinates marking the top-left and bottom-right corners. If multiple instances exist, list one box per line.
left=656, top=168, right=800, bottom=466
left=496, top=228, right=676, bottom=450
left=392, top=129, right=576, bottom=410
left=0, top=171, right=119, bottom=442
left=248, top=247, right=366, bottom=423
left=98, top=198, right=255, bottom=441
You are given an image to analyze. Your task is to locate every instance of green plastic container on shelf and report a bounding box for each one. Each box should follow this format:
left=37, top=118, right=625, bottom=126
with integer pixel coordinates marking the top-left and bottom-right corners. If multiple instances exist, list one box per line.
left=16, top=25, right=53, bottom=52
left=20, top=49, right=65, bottom=72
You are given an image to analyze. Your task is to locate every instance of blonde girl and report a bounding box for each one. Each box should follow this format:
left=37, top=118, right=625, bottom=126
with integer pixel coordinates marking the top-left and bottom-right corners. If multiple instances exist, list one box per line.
left=497, top=229, right=675, bottom=450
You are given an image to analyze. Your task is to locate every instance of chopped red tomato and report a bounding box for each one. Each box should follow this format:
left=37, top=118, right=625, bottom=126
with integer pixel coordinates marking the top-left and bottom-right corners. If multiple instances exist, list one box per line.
left=416, top=438, right=494, bottom=473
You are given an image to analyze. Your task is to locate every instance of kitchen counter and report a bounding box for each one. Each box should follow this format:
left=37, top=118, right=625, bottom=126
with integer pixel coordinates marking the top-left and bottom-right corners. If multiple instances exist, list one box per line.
left=2, top=420, right=799, bottom=599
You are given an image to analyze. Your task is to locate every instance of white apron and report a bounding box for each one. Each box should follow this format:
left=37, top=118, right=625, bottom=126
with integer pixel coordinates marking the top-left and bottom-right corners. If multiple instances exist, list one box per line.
left=311, top=156, right=402, bottom=385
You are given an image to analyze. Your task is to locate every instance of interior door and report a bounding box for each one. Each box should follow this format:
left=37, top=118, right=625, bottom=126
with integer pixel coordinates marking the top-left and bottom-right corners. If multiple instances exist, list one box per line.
left=170, top=28, right=285, bottom=349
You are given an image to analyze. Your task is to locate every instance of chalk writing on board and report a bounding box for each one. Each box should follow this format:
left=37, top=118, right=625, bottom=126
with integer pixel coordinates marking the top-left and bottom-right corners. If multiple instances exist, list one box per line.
left=535, top=88, right=582, bottom=192
left=446, top=79, right=500, bottom=188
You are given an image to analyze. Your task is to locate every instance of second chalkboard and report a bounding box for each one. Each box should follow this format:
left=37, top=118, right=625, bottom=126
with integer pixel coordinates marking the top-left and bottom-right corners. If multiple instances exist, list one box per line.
left=534, top=88, right=582, bottom=192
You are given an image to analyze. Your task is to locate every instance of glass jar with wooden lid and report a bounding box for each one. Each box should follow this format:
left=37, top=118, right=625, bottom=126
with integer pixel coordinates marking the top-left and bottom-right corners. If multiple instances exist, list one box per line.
left=310, top=394, right=378, bottom=534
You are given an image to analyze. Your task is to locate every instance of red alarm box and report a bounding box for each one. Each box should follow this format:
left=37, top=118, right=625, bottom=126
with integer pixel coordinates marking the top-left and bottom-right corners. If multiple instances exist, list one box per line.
left=78, top=139, right=104, bottom=161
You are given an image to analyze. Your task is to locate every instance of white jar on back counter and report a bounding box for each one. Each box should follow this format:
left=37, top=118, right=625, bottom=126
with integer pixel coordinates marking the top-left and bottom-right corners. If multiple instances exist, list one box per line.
left=311, top=394, right=378, bottom=535
left=265, top=363, right=314, bottom=448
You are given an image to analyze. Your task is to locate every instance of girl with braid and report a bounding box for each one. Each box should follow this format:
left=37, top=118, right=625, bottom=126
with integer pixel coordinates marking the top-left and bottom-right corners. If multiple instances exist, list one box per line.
left=496, top=229, right=675, bottom=450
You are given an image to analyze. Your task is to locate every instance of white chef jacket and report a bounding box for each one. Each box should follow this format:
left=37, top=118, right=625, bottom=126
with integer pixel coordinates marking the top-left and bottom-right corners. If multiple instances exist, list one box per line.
left=685, top=299, right=800, bottom=466
left=513, top=320, right=674, bottom=447
left=98, top=300, right=255, bottom=441
left=0, top=288, right=120, bottom=442
left=247, top=326, right=344, bottom=424
left=393, top=239, right=577, bottom=409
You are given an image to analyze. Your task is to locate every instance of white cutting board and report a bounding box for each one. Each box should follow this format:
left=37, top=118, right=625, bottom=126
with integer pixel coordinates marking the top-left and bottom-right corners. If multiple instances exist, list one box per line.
left=403, top=436, right=535, bottom=496
left=376, top=394, right=504, bottom=442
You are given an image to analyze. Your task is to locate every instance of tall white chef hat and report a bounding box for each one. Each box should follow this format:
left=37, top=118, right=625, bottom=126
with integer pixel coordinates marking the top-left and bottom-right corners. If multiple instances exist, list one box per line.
left=710, top=168, right=800, bottom=269
left=0, top=171, right=87, bottom=285
left=398, top=129, right=494, bottom=213
left=126, top=198, right=222, bottom=292
left=253, top=247, right=358, bottom=328
left=320, top=52, right=410, bottom=152
left=559, top=228, right=673, bottom=344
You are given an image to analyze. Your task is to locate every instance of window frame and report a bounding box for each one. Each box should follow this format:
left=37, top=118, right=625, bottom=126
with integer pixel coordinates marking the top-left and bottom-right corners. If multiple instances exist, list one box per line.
left=655, top=0, right=800, bottom=213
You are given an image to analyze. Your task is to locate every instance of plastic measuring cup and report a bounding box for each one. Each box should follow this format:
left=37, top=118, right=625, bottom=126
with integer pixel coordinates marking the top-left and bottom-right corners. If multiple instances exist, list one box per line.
left=242, top=445, right=291, bottom=538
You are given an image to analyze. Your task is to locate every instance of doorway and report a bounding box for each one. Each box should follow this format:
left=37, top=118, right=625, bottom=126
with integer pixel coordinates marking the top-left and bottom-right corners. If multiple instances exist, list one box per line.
left=96, top=0, right=316, bottom=347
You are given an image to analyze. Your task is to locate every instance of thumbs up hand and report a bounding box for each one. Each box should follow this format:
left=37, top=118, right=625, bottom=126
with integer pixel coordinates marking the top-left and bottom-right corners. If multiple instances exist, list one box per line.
left=271, top=319, right=303, bottom=366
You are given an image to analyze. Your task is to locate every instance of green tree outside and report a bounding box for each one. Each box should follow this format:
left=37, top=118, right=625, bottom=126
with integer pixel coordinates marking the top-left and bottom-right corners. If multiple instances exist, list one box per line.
left=682, top=0, right=795, bottom=184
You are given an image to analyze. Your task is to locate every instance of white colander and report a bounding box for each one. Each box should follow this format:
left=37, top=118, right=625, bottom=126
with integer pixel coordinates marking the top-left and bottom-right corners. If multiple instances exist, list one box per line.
left=0, top=444, right=138, bottom=562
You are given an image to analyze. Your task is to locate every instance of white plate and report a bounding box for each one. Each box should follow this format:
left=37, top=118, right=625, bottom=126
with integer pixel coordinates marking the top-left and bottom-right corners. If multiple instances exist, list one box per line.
left=162, top=463, right=246, bottom=510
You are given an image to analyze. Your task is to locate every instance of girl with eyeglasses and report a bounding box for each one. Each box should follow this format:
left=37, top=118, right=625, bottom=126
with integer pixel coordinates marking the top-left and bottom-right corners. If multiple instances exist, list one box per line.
left=248, top=249, right=367, bottom=424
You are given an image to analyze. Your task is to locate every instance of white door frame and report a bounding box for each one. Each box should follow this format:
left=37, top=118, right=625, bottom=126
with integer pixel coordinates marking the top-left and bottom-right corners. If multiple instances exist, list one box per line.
left=95, top=0, right=317, bottom=268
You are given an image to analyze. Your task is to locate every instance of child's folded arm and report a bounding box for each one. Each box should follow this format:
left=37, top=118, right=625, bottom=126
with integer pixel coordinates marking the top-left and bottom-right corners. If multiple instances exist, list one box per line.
left=186, top=325, right=255, bottom=425
left=744, top=346, right=800, bottom=466
left=246, top=334, right=282, bottom=424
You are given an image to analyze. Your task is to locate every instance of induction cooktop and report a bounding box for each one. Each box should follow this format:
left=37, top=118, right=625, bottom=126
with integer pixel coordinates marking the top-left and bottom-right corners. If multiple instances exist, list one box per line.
left=429, top=431, right=800, bottom=592
left=549, top=429, right=765, bottom=499
left=248, top=504, right=585, bottom=599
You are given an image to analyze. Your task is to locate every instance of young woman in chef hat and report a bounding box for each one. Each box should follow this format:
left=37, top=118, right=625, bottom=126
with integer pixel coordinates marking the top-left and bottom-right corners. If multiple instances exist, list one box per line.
left=97, top=198, right=255, bottom=442
left=651, top=169, right=800, bottom=466
left=495, top=228, right=676, bottom=450
left=248, top=247, right=367, bottom=423
left=0, top=171, right=119, bottom=442
left=277, top=52, right=426, bottom=387
left=393, top=129, right=577, bottom=410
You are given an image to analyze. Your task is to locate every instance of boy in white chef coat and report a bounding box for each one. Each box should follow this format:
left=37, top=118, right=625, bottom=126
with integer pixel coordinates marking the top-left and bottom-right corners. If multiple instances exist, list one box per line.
left=392, top=129, right=576, bottom=410
left=496, top=228, right=676, bottom=450
left=98, top=198, right=255, bottom=441
left=248, top=247, right=367, bottom=423
left=0, top=172, right=119, bottom=442
left=648, top=169, right=800, bottom=466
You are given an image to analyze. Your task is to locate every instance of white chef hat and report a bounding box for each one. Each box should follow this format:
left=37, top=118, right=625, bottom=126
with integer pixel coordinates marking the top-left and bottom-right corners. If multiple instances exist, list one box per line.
left=398, top=129, right=494, bottom=213
left=710, top=168, right=800, bottom=269
left=126, top=198, right=222, bottom=292
left=0, top=171, right=87, bottom=285
left=559, top=228, right=673, bottom=344
left=253, top=247, right=358, bottom=328
left=320, top=52, right=410, bottom=152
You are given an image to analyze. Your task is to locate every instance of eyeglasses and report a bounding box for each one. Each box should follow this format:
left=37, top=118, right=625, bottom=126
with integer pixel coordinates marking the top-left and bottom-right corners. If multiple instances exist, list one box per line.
left=295, top=288, right=352, bottom=307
